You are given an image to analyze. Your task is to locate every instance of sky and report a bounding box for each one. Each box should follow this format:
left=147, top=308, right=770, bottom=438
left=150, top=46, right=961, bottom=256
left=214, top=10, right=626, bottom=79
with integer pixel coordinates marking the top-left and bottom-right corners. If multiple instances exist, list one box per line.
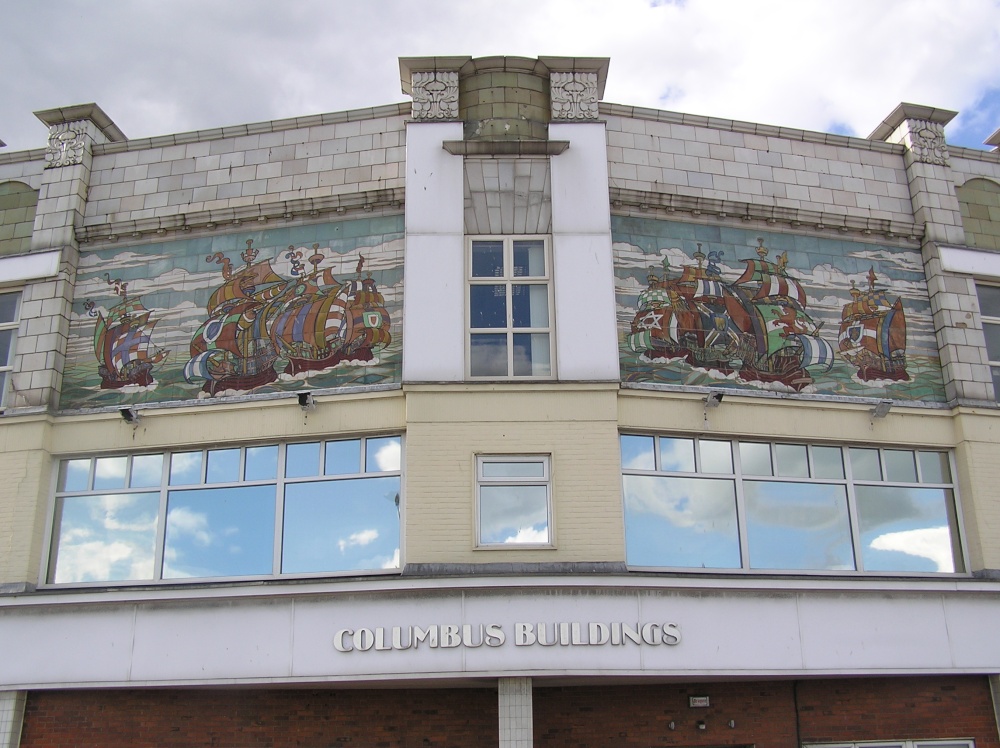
left=2, top=0, right=1000, bottom=153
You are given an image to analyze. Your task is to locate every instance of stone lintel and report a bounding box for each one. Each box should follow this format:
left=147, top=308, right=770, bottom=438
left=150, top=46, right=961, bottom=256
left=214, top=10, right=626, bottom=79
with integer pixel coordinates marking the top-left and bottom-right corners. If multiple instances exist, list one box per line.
left=868, top=102, right=958, bottom=142
left=33, top=103, right=127, bottom=143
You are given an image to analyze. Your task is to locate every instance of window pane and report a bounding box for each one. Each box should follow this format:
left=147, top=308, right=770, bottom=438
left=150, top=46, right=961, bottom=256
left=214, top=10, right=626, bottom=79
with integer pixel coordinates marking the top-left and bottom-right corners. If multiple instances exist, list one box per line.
left=170, top=451, right=203, bottom=485
left=856, top=486, right=960, bottom=573
left=745, top=481, right=854, bottom=571
left=512, top=333, right=550, bottom=376
left=511, top=284, right=548, bottom=327
left=513, top=240, right=545, bottom=277
left=812, top=446, right=845, bottom=479
left=0, top=293, right=18, bottom=323
left=286, top=442, right=320, bottom=478
left=471, top=241, right=504, bottom=277
left=918, top=451, right=951, bottom=483
left=700, top=440, right=733, bottom=474
left=978, top=284, right=1000, bottom=317
left=740, top=442, right=772, bottom=476
left=884, top=449, right=917, bottom=483
left=0, top=329, right=13, bottom=366
left=93, top=456, right=127, bottom=490
left=480, top=484, right=549, bottom=544
left=620, top=435, right=655, bottom=471
left=482, top=461, right=545, bottom=478
left=130, top=454, right=163, bottom=488
left=51, top=492, right=159, bottom=583
left=471, top=333, right=508, bottom=376
left=659, top=438, right=695, bottom=472
left=984, top=322, right=1000, bottom=361
left=470, top=284, right=507, bottom=328
left=623, top=475, right=740, bottom=568
left=59, top=459, right=91, bottom=492
left=775, top=444, right=809, bottom=478
left=163, top=485, right=276, bottom=579
left=851, top=448, right=881, bottom=480
left=245, top=445, right=278, bottom=481
left=206, top=448, right=240, bottom=484
left=366, top=436, right=401, bottom=472
left=282, top=477, right=400, bottom=573
left=325, top=439, right=361, bottom=475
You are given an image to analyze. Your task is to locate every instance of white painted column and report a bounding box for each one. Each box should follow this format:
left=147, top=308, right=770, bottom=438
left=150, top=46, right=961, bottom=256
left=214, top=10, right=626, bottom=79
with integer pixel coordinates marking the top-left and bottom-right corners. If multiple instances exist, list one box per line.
left=498, top=676, right=533, bottom=748
left=0, top=691, right=25, bottom=748
left=401, top=121, right=466, bottom=382
left=548, top=122, right=619, bottom=381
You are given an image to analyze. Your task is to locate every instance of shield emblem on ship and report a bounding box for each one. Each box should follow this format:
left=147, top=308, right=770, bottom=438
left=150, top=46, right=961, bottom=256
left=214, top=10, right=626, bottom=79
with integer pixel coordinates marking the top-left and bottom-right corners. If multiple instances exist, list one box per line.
left=363, top=311, right=383, bottom=328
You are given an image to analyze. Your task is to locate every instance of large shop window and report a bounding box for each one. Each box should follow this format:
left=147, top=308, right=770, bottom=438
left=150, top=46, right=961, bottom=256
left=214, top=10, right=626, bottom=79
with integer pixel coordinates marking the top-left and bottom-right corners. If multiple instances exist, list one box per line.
left=0, top=291, right=20, bottom=408
left=47, top=437, right=402, bottom=585
left=621, top=435, right=963, bottom=574
left=468, top=237, right=554, bottom=379
left=805, top=742, right=974, bottom=748
left=476, top=455, right=552, bottom=547
left=976, top=284, right=1000, bottom=398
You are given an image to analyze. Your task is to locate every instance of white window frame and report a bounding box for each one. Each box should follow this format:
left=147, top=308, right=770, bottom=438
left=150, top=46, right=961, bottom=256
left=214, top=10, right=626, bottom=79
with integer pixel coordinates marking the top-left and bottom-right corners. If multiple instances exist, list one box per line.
left=466, top=235, right=555, bottom=380
left=975, top=283, right=1000, bottom=399
left=0, top=290, right=20, bottom=410
left=475, top=454, right=553, bottom=548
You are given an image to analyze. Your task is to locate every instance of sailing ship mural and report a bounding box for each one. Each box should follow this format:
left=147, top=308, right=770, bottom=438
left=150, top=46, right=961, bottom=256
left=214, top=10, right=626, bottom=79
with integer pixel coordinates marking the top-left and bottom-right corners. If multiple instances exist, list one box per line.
left=84, top=276, right=167, bottom=389
left=62, top=217, right=403, bottom=409
left=615, top=217, right=945, bottom=401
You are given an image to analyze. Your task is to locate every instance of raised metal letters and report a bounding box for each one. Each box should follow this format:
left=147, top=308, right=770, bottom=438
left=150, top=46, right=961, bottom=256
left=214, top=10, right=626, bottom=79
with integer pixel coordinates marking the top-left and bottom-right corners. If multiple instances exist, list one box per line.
left=550, top=72, right=600, bottom=120
left=410, top=71, right=459, bottom=120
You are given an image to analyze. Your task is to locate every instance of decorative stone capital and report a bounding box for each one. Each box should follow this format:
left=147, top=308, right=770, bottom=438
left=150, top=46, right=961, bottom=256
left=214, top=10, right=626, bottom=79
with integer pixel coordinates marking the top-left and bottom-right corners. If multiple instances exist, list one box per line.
left=410, top=71, right=459, bottom=120
left=550, top=72, right=600, bottom=120
left=906, top=119, right=950, bottom=166
left=44, top=123, right=86, bottom=168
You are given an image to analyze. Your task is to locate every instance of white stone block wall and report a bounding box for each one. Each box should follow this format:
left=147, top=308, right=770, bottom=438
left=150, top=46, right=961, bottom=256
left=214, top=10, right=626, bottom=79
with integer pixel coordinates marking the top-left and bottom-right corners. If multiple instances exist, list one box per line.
left=83, top=110, right=408, bottom=227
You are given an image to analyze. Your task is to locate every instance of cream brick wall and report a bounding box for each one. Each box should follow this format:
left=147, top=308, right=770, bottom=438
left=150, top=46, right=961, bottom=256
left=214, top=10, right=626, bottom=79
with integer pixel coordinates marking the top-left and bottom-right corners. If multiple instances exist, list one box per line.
left=952, top=410, right=1000, bottom=572
left=0, top=417, right=52, bottom=588
left=604, top=112, right=913, bottom=224
left=83, top=112, right=407, bottom=227
left=404, top=386, right=625, bottom=564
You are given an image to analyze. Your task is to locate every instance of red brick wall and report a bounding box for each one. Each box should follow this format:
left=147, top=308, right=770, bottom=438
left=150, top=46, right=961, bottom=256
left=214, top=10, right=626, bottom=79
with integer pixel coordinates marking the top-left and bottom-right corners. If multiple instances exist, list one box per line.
left=20, top=687, right=499, bottom=748
left=534, top=677, right=999, bottom=748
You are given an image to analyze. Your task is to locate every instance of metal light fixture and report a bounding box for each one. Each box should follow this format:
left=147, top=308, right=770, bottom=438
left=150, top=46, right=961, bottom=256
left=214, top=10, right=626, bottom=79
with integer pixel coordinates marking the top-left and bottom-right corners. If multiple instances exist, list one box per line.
left=298, top=391, right=315, bottom=411
left=870, top=400, right=892, bottom=419
left=704, top=391, right=724, bottom=409
left=119, top=407, right=139, bottom=424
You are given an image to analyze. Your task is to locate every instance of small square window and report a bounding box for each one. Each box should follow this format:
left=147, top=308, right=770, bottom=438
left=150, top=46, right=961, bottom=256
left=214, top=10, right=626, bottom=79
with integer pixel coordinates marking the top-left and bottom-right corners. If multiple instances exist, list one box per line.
left=468, top=237, right=553, bottom=379
left=476, top=455, right=552, bottom=547
left=0, top=291, right=21, bottom=409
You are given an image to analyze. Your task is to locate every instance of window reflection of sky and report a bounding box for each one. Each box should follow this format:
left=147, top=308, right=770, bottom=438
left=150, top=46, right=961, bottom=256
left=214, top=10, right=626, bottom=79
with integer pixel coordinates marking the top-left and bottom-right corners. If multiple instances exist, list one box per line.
left=163, top=486, right=276, bottom=579
left=856, top=486, right=958, bottom=572
left=744, top=481, right=854, bottom=570
left=52, top=492, right=158, bottom=583
left=282, top=477, right=400, bottom=573
left=480, top=485, right=549, bottom=544
left=623, top=475, right=740, bottom=568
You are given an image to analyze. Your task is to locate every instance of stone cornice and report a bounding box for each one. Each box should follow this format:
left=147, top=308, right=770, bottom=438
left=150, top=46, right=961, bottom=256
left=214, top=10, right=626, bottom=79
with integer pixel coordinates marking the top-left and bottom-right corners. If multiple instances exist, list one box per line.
left=868, top=102, right=958, bottom=142
left=609, top=186, right=923, bottom=243
left=76, top=187, right=405, bottom=246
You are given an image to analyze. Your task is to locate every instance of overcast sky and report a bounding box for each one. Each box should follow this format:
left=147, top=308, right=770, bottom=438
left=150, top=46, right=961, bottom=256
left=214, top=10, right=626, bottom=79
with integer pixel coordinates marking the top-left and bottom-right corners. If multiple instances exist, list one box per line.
left=3, top=0, right=999, bottom=153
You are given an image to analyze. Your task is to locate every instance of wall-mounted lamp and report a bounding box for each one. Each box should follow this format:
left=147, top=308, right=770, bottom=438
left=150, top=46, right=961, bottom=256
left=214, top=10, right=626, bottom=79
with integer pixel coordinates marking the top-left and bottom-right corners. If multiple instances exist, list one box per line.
left=298, top=391, right=315, bottom=411
left=870, top=399, right=892, bottom=419
left=667, top=722, right=675, bottom=731
left=728, top=720, right=736, bottom=729
left=697, top=720, right=707, bottom=731
left=704, top=391, right=724, bottom=409
left=119, top=407, right=140, bottom=424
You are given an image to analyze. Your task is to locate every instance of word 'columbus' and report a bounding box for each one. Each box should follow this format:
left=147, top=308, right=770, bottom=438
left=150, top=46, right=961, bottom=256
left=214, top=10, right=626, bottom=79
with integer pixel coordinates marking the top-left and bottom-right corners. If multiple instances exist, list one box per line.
left=334, top=621, right=682, bottom=652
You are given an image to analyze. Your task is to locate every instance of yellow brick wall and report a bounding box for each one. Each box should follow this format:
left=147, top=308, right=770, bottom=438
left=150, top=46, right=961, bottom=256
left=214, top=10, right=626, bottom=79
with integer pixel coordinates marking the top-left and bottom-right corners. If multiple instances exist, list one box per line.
left=958, top=177, right=1000, bottom=251
left=0, top=417, right=52, bottom=586
left=0, top=181, right=38, bottom=257
left=404, top=385, right=625, bottom=563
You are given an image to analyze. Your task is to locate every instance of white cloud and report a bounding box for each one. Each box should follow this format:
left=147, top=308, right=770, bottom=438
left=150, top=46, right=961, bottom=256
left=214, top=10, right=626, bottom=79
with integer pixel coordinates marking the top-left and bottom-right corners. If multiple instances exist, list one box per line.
left=504, top=527, right=549, bottom=544
left=166, top=506, right=213, bottom=546
left=869, top=526, right=955, bottom=572
left=338, top=528, right=379, bottom=553
left=373, top=440, right=402, bottom=472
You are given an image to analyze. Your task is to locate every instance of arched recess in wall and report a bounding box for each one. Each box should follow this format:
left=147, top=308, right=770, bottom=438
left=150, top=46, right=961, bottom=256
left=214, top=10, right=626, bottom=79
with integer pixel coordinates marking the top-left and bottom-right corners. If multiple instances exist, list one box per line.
left=0, top=181, right=38, bottom=257
left=957, top=177, right=1000, bottom=250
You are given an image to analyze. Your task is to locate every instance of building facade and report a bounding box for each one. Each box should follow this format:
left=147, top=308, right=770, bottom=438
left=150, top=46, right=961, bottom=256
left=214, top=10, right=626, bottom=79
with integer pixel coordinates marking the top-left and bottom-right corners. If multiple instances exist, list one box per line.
left=1, top=55, right=1000, bottom=747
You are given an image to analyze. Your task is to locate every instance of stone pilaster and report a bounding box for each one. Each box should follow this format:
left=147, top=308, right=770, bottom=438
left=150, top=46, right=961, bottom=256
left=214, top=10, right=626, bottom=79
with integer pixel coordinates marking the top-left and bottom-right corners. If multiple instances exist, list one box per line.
left=871, top=103, right=995, bottom=404
left=499, top=676, right=532, bottom=748
left=0, top=691, right=25, bottom=748
left=5, top=105, right=126, bottom=412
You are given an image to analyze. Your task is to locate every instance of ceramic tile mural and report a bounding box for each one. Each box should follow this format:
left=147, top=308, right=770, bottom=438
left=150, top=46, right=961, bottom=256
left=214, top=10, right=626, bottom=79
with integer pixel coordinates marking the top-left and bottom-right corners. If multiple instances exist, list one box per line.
left=613, top=217, right=946, bottom=401
left=62, top=217, right=403, bottom=409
